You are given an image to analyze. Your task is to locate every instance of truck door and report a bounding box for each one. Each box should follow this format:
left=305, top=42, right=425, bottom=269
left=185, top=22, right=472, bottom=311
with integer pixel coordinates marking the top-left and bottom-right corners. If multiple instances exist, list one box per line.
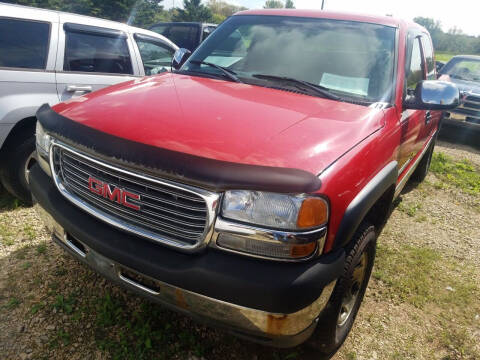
left=55, top=16, right=137, bottom=102
left=398, top=32, right=427, bottom=174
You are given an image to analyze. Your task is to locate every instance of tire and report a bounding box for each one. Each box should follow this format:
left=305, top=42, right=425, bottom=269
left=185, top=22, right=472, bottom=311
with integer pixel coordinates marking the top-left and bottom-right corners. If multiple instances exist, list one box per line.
left=411, top=139, right=435, bottom=183
left=306, top=223, right=377, bottom=358
left=0, top=135, right=36, bottom=205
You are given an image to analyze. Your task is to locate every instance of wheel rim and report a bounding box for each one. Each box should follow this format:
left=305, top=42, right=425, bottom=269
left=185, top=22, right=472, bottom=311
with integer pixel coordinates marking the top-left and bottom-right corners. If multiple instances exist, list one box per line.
left=24, top=151, right=37, bottom=186
left=337, top=251, right=368, bottom=327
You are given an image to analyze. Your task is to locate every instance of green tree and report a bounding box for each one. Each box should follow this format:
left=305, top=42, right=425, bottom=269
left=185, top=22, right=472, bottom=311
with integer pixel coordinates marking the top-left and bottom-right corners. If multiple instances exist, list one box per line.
left=285, top=0, right=295, bottom=8
left=173, top=0, right=213, bottom=22
left=3, top=0, right=169, bottom=27
left=263, top=0, right=284, bottom=9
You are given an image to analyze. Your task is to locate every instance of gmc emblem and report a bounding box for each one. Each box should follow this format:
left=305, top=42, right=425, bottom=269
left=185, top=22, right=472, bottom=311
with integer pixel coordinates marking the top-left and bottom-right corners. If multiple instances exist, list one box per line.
left=88, top=176, right=141, bottom=211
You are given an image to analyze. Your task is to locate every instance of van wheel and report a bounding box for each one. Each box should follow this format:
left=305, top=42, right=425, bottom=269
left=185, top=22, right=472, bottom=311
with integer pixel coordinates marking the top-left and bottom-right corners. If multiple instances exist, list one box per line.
left=0, top=136, right=36, bottom=205
left=411, top=139, right=435, bottom=183
left=307, top=223, right=377, bottom=358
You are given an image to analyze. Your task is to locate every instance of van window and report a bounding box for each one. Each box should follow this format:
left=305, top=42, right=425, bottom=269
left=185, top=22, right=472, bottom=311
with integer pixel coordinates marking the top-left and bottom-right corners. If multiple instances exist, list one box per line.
left=135, top=39, right=175, bottom=75
left=0, top=18, right=50, bottom=69
left=64, top=31, right=133, bottom=74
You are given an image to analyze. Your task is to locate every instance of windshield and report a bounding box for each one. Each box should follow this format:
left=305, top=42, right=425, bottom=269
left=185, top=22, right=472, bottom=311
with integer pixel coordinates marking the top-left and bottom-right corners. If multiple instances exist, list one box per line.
left=182, top=15, right=396, bottom=103
left=442, top=58, right=480, bottom=82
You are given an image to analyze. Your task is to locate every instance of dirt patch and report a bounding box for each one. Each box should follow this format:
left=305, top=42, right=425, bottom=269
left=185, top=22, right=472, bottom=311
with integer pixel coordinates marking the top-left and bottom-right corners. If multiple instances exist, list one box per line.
left=1, top=143, right=479, bottom=360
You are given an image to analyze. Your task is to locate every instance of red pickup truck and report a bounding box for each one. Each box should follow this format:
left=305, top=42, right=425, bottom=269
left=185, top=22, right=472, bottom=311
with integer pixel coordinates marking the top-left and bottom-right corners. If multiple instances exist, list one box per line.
left=31, top=9, right=459, bottom=356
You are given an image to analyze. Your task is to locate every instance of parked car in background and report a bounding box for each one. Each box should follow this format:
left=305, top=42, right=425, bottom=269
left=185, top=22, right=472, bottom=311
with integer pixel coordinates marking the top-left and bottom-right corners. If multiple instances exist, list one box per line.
left=0, top=3, right=178, bottom=204
left=437, top=55, right=480, bottom=147
left=149, top=22, right=217, bottom=51
left=32, top=9, right=459, bottom=356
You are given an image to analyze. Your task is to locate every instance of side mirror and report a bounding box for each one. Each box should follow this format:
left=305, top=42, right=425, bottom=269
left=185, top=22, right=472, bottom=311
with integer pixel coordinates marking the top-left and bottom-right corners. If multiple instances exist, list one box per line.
left=172, top=48, right=192, bottom=70
left=404, top=80, right=460, bottom=110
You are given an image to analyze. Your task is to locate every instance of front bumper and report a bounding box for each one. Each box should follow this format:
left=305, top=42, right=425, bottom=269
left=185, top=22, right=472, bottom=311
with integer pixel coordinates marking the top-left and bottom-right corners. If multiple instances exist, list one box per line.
left=30, top=164, right=343, bottom=347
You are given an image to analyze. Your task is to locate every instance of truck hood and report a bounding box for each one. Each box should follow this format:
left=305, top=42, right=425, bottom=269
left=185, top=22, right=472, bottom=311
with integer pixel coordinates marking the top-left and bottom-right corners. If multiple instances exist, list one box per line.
left=439, top=74, right=480, bottom=94
left=53, top=73, right=385, bottom=175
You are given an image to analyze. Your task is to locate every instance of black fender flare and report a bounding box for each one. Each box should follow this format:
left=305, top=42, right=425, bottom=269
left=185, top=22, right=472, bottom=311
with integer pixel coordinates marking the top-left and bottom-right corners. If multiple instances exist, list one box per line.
left=333, top=161, right=398, bottom=249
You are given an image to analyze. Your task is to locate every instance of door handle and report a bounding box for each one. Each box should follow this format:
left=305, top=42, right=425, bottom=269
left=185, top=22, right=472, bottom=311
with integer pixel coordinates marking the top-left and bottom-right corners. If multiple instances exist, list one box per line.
left=425, top=111, right=432, bottom=124
left=66, top=85, right=93, bottom=93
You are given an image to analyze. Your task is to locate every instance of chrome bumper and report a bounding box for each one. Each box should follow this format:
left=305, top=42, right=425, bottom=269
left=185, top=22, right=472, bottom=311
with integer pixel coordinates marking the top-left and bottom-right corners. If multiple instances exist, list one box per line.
left=35, top=202, right=336, bottom=347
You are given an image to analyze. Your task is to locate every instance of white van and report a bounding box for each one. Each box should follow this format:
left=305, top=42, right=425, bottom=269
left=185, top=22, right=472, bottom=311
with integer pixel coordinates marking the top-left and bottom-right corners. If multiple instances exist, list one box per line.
left=0, top=2, right=178, bottom=203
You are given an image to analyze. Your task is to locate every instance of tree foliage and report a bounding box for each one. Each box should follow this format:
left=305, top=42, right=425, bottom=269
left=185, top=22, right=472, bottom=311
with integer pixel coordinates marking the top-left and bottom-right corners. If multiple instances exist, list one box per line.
left=172, top=0, right=212, bottom=22
left=264, top=0, right=284, bottom=9
left=207, top=0, right=247, bottom=22
left=285, top=0, right=295, bottom=8
left=4, top=0, right=245, bottom=27
left=414, top=17, right=480, bottom=55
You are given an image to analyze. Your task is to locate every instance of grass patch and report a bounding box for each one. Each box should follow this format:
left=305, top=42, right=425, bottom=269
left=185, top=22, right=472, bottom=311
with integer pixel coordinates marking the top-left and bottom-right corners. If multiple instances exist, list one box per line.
left=53, top=294, right=77, bottom=314
left=374, top=244, right=479, bottom=310
left=374, top=244, right=439, bottom=307
left=36, top=242, right=47, bottom=254
left=23, top=224, right=36, bottom=240
left=31, top=302, right=45, bottom=315
left=4, top=297, right=21, bottom=310
left=397, top=201, right=422, bottom=217
left=0, top=218, right=15, bottom=246
left=49, top=329, right=71, bottom=348
left=430, top=152, right=480, bottom=195
left=435, top=52, right=455, bottom=62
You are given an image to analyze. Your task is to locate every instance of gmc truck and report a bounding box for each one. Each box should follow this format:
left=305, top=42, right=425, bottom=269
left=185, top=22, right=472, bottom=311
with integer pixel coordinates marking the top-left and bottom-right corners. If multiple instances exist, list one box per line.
left=31, top=10, right=459, bottom=356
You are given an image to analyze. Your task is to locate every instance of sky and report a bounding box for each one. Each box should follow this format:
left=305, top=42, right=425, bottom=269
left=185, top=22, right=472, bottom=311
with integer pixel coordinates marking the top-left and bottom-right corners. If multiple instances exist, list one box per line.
left=164, top=0, right=480, bottom=37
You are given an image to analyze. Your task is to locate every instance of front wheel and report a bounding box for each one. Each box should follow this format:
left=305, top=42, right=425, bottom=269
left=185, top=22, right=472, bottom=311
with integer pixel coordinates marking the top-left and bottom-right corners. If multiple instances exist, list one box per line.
left=307, top=223, right=377, bottom=358
left=0, top=136, right=36, bottom=205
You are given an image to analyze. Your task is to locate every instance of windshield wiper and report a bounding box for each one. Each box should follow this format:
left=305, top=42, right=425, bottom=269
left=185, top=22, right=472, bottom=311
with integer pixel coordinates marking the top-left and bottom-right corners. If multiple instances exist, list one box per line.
left=252, top=74, right=339, bottom=100
left=189, top=60, right=243, bottom=83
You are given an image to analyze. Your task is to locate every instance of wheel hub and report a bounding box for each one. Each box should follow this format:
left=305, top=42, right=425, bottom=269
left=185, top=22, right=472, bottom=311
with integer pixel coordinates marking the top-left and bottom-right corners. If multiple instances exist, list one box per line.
left=337, top=251, right=368, bottom=327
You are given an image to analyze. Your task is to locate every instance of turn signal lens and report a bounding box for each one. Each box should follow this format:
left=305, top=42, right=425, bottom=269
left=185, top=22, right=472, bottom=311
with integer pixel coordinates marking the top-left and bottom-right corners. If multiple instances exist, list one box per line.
left=297, top=198, right=329, bottom=228
left=217, top=233, right=318, bottom=260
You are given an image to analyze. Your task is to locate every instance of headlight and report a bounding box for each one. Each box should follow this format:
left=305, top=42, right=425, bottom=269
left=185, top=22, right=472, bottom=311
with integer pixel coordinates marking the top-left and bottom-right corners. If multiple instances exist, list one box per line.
left=36, top=121, right=51, bottom=158
left=222, top=190, right=328, bottom=230
left=216, top=191, right=329, bottom=261
left=36, top=121, right=52, bottom=176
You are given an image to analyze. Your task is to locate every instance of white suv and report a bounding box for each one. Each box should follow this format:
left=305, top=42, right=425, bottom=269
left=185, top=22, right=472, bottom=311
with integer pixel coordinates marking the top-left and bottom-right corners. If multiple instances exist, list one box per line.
left=0, top=3, right=178, bottom=203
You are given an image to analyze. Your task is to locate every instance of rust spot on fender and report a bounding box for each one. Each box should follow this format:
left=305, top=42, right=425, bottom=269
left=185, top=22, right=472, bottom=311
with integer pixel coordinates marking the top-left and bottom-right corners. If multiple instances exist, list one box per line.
left=175, top=289, right=188, bottom=309
left=266, top=314, right=288, bottom=335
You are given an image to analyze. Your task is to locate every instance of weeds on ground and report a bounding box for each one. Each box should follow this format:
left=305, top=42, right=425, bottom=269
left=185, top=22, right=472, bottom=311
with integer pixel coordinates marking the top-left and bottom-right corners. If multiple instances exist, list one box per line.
left=430, top=152, right=480, bottom=195
left=95, top=293, right=210, bottom=360
left=0, top=187, right=22, bottom=211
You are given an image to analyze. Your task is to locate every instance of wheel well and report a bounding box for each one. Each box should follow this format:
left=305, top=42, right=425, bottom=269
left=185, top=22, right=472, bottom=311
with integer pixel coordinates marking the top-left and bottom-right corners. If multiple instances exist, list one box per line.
left=1, top=117, right=36, bottom=153
left=363, top=185, right=395, bottom=233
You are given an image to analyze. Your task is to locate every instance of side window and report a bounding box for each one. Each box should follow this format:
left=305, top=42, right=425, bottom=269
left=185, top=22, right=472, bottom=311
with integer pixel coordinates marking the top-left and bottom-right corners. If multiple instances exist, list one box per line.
left=167, top=25, right=199, bottom=51
left=202, top=26, right=216, bottom=41
left=136, top=39, right=175, bottom=75
left=0, top=18, right=50, bottom=69
left=64, top=30, right=133, bottom=74
left=406, top=37, right=425, bottom=92
left=421, top=35, right=435, bottom=80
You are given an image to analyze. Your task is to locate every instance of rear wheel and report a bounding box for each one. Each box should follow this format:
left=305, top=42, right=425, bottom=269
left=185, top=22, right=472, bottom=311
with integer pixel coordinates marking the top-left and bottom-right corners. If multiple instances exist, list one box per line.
left=0, top=136, right=36, bottom=205
left=307, top=223, right=377, bottom=358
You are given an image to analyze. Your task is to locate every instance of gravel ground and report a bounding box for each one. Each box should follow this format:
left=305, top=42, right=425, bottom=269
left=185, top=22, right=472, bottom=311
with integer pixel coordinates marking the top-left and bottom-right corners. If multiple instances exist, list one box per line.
left=0, top=141, right=479, bottom=360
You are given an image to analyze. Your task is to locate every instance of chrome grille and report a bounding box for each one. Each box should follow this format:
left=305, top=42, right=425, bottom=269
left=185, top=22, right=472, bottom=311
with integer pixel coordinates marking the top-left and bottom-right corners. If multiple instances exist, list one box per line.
left=50, top=142, right=218, bottom=251
left=449, top=93, right=480, bottom=124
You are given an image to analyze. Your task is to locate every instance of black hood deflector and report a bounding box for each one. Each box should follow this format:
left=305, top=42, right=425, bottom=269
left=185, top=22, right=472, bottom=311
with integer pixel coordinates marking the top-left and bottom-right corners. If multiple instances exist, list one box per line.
left=36, top=104, right=321, bottom=193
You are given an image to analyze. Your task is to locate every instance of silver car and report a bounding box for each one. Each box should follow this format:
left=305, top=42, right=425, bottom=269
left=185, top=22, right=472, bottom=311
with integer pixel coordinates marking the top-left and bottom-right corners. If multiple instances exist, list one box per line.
left=0, top=3, right=178, bottom=203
